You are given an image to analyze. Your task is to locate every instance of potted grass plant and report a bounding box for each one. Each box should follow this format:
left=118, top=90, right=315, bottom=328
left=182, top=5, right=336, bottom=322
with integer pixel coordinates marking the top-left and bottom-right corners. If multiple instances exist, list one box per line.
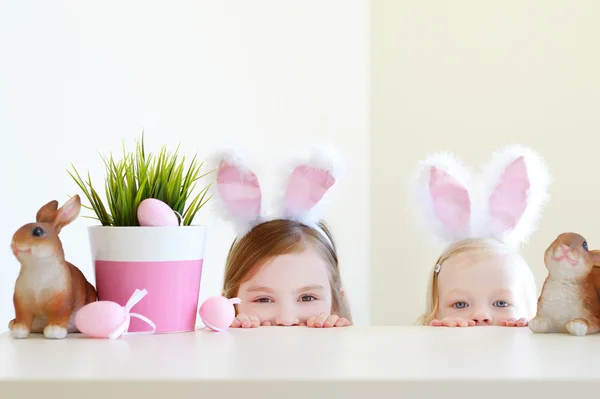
left=68, top=135, right=214, bottom=334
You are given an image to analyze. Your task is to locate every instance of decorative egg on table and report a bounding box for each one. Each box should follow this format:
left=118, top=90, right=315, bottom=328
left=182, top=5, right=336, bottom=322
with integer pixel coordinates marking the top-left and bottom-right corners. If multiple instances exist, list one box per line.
left=75, top=301, right=127, bottom=338
left=137, top=198, right=179, bottom=227
left=74, top=288, right=155, bottom=339
left=199, top=296, right=242, bottom=332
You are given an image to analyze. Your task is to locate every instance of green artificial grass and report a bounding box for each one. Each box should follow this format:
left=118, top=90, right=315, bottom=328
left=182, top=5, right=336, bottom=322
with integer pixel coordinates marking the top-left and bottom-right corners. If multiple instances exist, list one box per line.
left=68, top=134, right=214, bottom=226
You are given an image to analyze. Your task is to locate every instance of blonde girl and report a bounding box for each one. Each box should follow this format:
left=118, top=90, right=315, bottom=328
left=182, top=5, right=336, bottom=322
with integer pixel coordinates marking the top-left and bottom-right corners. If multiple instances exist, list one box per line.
left=209, top=144, right=351, bottom=328
left=411, top=145, right=551, bottom=327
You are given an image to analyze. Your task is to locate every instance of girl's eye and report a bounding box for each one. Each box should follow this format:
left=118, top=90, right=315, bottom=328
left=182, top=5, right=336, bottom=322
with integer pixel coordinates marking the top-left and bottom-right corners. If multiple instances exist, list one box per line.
left=493, top=300, right=509, bottom=308
left=583, top=241, right=589, bottom=252
left=299, top=295, right=317, bottom=302
left=452, top=301, right=468, bottom=309
left=255, top=298, right=273, bottom=303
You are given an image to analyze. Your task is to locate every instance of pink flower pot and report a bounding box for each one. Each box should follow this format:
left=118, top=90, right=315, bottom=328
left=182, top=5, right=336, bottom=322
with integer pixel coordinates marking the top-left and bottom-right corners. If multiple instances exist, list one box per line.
left=87, top=226, right=207, bottom=334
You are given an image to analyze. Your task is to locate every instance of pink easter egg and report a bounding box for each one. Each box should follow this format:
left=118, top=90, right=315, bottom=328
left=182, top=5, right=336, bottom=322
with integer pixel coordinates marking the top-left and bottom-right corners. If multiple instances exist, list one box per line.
left=137, top=198, right=179, bottom=227
left=75, top=301, right=126, bottom=338
left=199, top=296, right=241, bottom=332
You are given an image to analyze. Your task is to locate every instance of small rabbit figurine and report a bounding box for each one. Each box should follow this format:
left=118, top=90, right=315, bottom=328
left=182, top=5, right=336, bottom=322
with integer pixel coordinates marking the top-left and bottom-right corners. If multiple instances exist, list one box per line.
left=592, top=263, right=600, bottom=298
left=529, top=232, right=600, bottom=336
left=9, top=195, right=97, bottom=339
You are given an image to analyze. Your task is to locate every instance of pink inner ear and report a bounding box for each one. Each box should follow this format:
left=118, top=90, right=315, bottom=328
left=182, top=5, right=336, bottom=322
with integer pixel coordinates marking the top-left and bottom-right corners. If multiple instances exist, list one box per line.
left=429, top=167, right=471, bottom=232
left=53, top=198, right=78, bottom=230
left=488, top=156, right=529, bottom=232
left=284, top=165, right=335, bottom=216
left=217, top=161, right=262, bottom=221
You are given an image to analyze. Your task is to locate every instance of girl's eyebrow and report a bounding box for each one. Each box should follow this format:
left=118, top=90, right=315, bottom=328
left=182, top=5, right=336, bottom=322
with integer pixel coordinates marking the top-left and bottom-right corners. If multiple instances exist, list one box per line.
left=490, top=289, right=515, bottom=297
left=444, top=288, right=470, bottom=297
left=296, top=284, right=325, bottom=293
left=246, top=285, right=325, bottom=293
left=246, top=286, right=274, bottom=293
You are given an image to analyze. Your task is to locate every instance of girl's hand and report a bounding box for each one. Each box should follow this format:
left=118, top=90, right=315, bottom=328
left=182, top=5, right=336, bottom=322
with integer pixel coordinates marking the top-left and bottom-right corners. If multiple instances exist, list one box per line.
left=306, top=313, right=351, bottom=328
left=230, top=313, right=263, bottom=328
left=430, top=317, right=476, bottom=327
left=500, top=318, right=529, bottom=327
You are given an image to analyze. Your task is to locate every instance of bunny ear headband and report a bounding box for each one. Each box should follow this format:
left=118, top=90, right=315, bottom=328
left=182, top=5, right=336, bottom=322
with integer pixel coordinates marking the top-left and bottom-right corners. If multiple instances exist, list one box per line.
left=412, top=144, right=552, bottom=253
left=208, top=143, right=346, bottom=244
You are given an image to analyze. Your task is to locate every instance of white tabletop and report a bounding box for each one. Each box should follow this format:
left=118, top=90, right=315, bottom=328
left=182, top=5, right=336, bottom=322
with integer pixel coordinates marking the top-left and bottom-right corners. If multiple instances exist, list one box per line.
left=1, top=326, right=600, bottom=398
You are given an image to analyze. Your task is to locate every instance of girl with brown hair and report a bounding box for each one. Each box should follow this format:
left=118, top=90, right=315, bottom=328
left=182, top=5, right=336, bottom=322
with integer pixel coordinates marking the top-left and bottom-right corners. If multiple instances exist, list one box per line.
left=210, top=144, right=351, bottom=328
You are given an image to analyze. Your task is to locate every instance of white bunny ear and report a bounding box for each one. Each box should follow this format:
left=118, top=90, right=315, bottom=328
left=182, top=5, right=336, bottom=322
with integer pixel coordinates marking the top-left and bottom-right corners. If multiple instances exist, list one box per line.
left=479, top=145, right=551, bottom=247
left=274, top=142, right=346, bottom=227
left=411, top=152, right=473, bottom=245
left=207, top=148, right=263, bottom=235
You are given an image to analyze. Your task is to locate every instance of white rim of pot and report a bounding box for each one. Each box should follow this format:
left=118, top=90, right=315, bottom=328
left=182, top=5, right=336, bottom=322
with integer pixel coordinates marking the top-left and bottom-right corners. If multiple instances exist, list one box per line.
left=88, top=225, right=207, bottom=261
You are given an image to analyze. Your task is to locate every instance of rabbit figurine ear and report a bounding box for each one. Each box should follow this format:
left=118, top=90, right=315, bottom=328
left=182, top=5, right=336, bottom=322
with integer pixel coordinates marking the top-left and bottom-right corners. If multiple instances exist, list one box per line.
left=412, top=152, right=474, bottom=245
left=52, top=195, right=82, bottom=234
left=35, top=196, right=81, bottom=234
left=480, top=145, right=551, bottom=248
left=36, top=200, right=59, bottom=224
left=210, top=149, right=264, bottom=235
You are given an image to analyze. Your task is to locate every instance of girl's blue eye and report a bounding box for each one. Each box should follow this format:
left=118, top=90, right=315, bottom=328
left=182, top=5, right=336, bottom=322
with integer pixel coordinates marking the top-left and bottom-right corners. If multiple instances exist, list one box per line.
left=300, top=295, right=317, bottom=302
left=493, top=300, right=509, bottom=308
left=453, top=301, right=468, bottom=309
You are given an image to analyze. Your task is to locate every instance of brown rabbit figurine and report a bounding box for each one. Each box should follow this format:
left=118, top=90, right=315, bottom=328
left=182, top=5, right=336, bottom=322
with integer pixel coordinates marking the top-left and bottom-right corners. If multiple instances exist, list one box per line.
left=590, top=255, right=600, bottom=297
left=529, top=232, right=600, bottom=336
left=8, top=195, right=97, bottom=339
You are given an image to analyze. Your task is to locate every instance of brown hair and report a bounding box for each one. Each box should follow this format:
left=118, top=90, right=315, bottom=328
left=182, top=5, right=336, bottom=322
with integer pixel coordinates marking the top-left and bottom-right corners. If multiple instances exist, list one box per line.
left=417, top=237, right=536, bottom=326
left=222, top=219, right=352, bottom=323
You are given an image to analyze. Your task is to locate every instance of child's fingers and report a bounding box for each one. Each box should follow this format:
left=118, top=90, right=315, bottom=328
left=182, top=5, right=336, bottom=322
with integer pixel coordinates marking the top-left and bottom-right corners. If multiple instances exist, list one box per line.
left=335, top=318, right=350, bottom=327
left=307, top=313, right=328, bottom=328
left=323, top=315, right=339, bottom=328
left=237, top=314, right=251, bottom=328
left=431, top=318, right=472, bottom=327
left=516, top=318, right=528, bottom=327
left=441, top=318, right=458, bottom=327
left=230, top=318, right=242, bottom=328
left=314, top=313, right=328, bottom=328
left=455, top=318, right=469, bottom=327
left=503, top=319, right=529, bottom=327
left=456, top=318, right=475, bottom=327
left=249, top=316, right=260, bottom=328
left=261, top=320, right=272, bottom=327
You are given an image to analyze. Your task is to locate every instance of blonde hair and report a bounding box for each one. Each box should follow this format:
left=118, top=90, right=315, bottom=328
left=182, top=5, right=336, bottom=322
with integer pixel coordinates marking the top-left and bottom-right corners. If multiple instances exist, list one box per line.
left=222, top=219, right=352, bottom=323
left=418, top=237, right=536, bottom=326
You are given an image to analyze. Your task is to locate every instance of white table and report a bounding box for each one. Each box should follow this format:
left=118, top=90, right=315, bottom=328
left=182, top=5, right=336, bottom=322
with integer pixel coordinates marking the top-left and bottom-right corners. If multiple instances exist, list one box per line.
left=1, top=326, right=600, bottom=398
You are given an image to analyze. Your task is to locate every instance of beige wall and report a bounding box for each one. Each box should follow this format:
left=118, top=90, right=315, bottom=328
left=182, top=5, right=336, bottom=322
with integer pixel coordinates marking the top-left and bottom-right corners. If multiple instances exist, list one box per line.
left=371, top=0, right=600, bottom=325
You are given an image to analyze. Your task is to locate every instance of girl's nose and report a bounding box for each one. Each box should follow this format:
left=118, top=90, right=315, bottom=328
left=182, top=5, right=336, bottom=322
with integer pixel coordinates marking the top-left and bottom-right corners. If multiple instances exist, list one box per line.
left=275, top=311, right=300, bottom=326
left=472, top=317, right=491, bottom=325
left=470, top=309, right=492, bottom=325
